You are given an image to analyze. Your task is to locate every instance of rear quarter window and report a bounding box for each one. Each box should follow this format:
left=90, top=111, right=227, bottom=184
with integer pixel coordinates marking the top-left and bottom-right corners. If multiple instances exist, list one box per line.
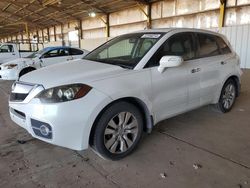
left=215, top=36, right=232, bottom=54
left=197, top=33, right=220, bottom=58
left=70, top=48, right=84, bottom=55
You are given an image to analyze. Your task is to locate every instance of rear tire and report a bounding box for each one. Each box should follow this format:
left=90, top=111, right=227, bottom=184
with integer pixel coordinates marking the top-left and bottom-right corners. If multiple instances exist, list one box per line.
left=92, top=101, right=143, bottom=160
left=215, top=79, right=237, bottom=113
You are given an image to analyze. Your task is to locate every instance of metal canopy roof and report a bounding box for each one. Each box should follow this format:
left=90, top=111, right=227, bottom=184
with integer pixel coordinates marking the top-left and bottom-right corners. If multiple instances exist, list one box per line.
left=0, top=0, right=156, bottom=38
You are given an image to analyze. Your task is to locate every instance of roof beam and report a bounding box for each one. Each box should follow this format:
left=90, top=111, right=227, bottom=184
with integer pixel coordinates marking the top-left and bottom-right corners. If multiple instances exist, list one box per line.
left=0, top=0, right=37, bottom=24
left=79, top=0, right=107, bottom=14
left=48, top=4, right=80, bottom=20
left=1, top=0, right=63, bottom=25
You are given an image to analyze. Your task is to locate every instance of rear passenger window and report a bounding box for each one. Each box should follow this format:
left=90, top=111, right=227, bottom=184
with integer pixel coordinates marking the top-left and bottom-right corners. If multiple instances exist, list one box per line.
left=70, top=48, right=84, bottom=55
left=197, top=34, right=220, bottom=58
left=216, top=36, right=231, bottom=54
left=146, top=33, right=195, bottom=67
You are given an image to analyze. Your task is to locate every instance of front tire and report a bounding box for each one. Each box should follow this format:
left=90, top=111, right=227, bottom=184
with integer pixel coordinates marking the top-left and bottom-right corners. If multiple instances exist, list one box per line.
left=216, top=79, right=237, bottom=113
left=92, top=101, right=143, bottom=160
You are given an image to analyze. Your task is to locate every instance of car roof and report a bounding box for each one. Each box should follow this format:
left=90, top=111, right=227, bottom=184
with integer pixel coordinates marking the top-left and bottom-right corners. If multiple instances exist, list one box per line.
left=134, top=28, right=222, bottom=36
left=43, top=46, right=83, bottom=51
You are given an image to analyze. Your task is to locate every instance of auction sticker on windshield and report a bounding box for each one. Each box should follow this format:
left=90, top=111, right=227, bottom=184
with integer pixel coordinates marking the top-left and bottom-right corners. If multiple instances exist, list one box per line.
left=141, top=34, right=161, bottom=39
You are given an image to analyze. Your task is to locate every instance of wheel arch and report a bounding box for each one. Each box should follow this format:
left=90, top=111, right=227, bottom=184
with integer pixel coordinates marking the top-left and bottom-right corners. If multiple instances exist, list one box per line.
left=223, top=75, right=241, bottom=97
left=214, top=74, right=241, bottom=104
left=89, top=97, right=154, bottom=145
left=19, top=66, right=36, bottom=78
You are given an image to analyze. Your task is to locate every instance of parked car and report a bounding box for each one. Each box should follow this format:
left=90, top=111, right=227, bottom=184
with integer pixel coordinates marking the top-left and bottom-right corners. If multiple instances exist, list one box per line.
left=0, top=43, right=37, bottom=64
left=9, top=28, right=242, bottom=160
left=0, top=46, right=88, bottom=80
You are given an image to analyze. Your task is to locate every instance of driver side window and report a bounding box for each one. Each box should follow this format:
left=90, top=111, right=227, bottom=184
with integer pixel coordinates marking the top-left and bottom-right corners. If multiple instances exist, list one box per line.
left=146, top=33, right=195, bottom=68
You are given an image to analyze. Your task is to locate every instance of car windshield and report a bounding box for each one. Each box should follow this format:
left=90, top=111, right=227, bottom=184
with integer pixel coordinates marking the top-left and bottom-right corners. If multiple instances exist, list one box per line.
left=26, top=48, right=48, bottom=58
left=84, top=33, right=163, bottom=69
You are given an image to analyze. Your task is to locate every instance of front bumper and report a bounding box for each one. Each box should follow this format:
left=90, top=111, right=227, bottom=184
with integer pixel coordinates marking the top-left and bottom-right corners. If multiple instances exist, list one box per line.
left=0, top=68, right=18, bottom=80
left=9, top=88, right=112, bottom=150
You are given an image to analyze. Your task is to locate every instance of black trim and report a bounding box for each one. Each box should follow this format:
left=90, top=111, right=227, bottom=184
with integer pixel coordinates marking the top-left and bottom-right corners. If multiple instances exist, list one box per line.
left=14, top=109, right=26, bottom=119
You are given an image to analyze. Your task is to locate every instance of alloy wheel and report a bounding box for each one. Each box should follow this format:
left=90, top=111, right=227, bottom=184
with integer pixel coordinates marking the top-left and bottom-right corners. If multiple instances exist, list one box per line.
left=104, top=112, right=139, bottom=154
left=222, top=83, right=236, bottom=110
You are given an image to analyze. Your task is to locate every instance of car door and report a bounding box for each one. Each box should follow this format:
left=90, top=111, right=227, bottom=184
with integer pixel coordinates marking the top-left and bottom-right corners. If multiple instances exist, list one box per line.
left=146, top=32, right=197, bottom=122
left=41, top=48, right=70, bottom=67
left=69, top=48, right=84, bottom=60
left=195, top=33, right=224, bottom=105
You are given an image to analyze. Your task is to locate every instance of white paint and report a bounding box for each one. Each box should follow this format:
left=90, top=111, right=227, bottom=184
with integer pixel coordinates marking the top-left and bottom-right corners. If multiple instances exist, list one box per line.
left=9, top=29, right=242, bottom=154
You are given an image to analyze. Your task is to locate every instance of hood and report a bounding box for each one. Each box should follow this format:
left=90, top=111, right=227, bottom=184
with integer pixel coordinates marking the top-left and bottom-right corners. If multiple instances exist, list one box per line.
left=20, top=59, right=127, bottom=88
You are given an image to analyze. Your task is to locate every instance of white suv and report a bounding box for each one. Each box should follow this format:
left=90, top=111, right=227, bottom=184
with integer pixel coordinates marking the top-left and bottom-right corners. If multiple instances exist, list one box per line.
left=9, top=28, right=242, bottom=160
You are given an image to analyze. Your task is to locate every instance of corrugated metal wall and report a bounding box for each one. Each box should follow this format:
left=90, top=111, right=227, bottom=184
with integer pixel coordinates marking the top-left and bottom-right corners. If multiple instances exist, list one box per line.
left=214, top=25, right=250, bottom=69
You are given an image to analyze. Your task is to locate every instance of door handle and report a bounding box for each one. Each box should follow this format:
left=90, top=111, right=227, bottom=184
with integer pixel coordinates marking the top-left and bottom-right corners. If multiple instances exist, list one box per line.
left=191, top=68, right=201, bottom=73
left=221, top=61, right=227, bottom=65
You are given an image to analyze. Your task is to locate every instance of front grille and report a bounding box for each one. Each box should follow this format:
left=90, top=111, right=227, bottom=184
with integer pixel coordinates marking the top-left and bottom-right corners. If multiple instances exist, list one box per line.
left=10, top=93, right=28, bottom=102
left=9, top=81, right=35, bottom=102
left=9, top=82, right=44, bottom=103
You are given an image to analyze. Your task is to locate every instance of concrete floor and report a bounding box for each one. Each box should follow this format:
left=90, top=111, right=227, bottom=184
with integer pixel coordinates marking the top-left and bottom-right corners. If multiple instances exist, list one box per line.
left=0, top=70, right=250, bottom=188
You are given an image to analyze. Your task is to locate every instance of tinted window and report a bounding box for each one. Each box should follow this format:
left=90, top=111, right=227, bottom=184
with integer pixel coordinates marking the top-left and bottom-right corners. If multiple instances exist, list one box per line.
left=215, top=36, right=231, bottom=54
left=197, top=34, right=220, bottom=57
left=146, top=33, right=195, bottom=68
left=58, top=48, right=69, bottom=56
left=0, top=45, right=14, bottom=53
left=43, top=48, right=69, bottom=58
left=70, top=48, right=83, bottom=55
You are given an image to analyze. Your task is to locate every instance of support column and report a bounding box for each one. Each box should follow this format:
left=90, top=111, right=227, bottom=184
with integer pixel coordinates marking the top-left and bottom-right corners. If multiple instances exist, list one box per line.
left=146, top=3, right=152, bottom=29
left=24, top=22, right=31, bottom=51
left=219, top=0, right=227, bottom=28
left=42, top=29, right=45, bottom=43
left=61, top=24, right=65, bottom=46
left=138, top=3, right=152, bottom=29
left=78, top=20, right=83, bottom=48
left=36, top=30, right=39, bottom=43
left=99, top=14, right=110, bottom=38
left=47, top=28, right=50, bottom=42
left=54, top=26, right=57, bottom=41
left=106, top=13, right=110, bottom=38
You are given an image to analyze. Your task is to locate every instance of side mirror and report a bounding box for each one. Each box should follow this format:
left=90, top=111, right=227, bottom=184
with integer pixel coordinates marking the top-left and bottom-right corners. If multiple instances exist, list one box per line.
left=158, top=56, right=183, bottom=73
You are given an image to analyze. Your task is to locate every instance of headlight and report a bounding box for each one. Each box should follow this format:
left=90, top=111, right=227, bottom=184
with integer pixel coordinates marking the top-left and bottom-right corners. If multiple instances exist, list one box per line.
left=35, top=84, right=92, bottom=103
left=4, top=64, right=18, bottom=69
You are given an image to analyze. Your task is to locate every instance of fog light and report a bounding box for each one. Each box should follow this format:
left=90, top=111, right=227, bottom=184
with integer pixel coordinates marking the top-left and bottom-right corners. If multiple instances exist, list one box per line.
left=31, top=119, right=52, bottom=139
left=40, top=125, right=50, bottom=136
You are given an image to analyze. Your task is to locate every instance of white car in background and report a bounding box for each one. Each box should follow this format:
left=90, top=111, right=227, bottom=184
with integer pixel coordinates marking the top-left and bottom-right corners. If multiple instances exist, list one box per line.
left=9, top=28, right=242, bottom=160
left=0, top=46, right=88, bottom=80
left=0, top=43, right=35, bottom=64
